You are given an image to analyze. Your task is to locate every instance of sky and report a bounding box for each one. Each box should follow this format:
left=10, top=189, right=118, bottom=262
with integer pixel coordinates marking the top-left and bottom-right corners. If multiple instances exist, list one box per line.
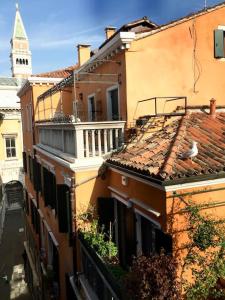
left=0, top=0, right=223, bottom=76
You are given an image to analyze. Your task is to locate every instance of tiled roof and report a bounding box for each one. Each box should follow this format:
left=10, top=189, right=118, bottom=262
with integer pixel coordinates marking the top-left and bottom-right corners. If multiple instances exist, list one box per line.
left=99, top=17, right=158, bottom=49
left=108, top=112, right=225, bottom=181
left=33, top=65, right=78, bottom=78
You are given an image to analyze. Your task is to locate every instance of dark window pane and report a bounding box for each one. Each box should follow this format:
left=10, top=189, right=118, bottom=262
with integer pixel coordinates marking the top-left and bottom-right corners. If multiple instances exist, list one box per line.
left=11, top=148, right=16, bottom=157
left=6, top=138, right=10, bottom=148
left=11, top=138, right=15, bottom=147
left=6, top=149, right=11, bottom=157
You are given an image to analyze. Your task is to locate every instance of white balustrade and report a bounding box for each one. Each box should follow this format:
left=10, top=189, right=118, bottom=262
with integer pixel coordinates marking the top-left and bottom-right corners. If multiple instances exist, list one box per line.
left=37, top=121, right=125, bottom=159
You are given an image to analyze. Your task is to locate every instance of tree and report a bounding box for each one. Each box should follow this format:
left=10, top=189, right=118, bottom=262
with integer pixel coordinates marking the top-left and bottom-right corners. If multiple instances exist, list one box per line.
left=124, top=251, right=180, bottom=300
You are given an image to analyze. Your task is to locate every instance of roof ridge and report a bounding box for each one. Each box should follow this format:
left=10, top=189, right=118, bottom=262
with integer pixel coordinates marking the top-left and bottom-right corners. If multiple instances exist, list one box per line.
left=159, top=114, right=190, bottom=178
left=136, top=1, right=225, bottom=40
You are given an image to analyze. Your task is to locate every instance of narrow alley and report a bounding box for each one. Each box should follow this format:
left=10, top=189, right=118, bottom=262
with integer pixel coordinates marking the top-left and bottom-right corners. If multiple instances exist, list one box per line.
left=0, top=208, right=32, bottom=300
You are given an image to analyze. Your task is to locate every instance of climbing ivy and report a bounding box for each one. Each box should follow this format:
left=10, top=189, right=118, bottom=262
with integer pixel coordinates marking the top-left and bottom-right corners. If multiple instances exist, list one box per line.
left=182, top=202, right=225, bottom=300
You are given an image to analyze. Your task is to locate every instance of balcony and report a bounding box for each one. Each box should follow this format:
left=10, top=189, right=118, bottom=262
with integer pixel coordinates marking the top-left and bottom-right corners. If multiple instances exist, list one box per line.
left=36, top=121, right=125, bottom=166
left=78, top=233, right=124, bottom=300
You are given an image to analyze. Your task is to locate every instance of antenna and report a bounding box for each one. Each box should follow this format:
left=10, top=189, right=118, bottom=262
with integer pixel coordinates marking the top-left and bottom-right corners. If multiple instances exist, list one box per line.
left=204, top=0, right=207, bottom=10
left=16, top=3, right=19, bottom=11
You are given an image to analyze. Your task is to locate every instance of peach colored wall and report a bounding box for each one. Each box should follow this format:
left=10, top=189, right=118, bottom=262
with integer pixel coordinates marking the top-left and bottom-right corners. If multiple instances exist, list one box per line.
left=32, top=84, right=56, bottom=121
left=75, top=169, right=109, bottom=215
left=166, top=182, right=225, bottom=279
left=125, top=7, right=225, bottom=123
left=108, top=169, right=167, bottom=227
left=34, top=150, right=74, bottom=300
left=36, top=88, right=73, bottom=121
left=21, top=84, right=56, bottom=151
left=72, top=52, right=127, bottom=122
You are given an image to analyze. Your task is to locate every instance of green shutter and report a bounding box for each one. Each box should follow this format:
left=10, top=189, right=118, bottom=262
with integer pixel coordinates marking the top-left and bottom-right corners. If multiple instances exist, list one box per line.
left=22, top=152, right=27, bottom=173
left=155, top=229, right=173, bottom=254
left=66, top=191, right=73, bottom=246
left=57, top=185, right=69, bottom=233
left=214, top=29, right=224, bottom=58
left=97, top=197, right=114, bottom=234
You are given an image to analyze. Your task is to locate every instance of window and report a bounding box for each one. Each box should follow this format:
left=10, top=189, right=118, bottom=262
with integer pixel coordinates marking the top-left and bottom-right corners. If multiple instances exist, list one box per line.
left=88, top=94, right=96, bottom=121
left=136, top=211, right=172, bottom=256
left=214, top=28, right=225, bottom=58
left=5, top=136, right=16, bottom=158
left=107, top=87, right=119, bottom=120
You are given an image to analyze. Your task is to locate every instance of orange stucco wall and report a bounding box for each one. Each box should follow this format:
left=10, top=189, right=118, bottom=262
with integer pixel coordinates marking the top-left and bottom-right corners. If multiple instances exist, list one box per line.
left=74, top=52, right=127, bottom=122
left=108, top=168, right=167, bottom=227
left=125, top=7, right=225, bottom=123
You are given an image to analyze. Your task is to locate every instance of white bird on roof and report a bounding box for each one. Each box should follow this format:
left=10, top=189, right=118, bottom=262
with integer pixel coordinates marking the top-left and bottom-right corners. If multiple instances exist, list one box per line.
left=179, top=141, right=198, bottom=161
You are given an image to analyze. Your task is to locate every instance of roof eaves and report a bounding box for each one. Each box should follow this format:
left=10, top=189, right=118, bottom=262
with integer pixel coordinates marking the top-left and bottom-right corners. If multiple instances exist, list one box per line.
left=99, top=17, right=158, bottom=49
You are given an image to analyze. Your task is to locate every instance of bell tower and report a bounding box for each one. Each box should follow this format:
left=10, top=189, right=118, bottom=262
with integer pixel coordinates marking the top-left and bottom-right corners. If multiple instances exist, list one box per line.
left=10, top=3, right=32, bottom=79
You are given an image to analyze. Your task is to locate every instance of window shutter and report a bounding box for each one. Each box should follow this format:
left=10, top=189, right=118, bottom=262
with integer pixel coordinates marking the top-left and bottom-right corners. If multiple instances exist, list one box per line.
left=33, top=158, right=37, bottom=191
left=214, top=29, right=224, bottom=58
left=36, top=162, right=41, bottom=192
left=125, top=208, right=136, bottom=265
left=25, top=190, right=29, bottom=215
left=57, top=185, right=69, bottom=233
left=155, top=229, right=172, bottom=255
left=97, top=197, right=114, bottom=234
left=66, top=191, right=73, bottom=246
left=22, top=152, right=27, bottom=173
left=43, top=167, right=50, bottom=206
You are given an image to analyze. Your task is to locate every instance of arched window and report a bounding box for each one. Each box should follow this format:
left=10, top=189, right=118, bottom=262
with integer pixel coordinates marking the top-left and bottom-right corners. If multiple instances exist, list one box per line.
left=19, top=59, right=22, bottom=64
left=22, top=59, right=25, bottom=65
left=16, top=58, right=19, bottom=64
left=26, top=59, right=28, bottom=65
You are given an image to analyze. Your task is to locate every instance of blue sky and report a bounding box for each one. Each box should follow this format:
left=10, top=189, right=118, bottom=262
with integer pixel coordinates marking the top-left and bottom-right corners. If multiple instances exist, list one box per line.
left=0, top=0, right=223, bottom=75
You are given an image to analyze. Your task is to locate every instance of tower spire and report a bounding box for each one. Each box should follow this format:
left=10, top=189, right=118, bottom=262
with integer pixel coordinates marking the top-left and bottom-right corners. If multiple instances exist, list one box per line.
left=10, top=4, right=32, bottom=78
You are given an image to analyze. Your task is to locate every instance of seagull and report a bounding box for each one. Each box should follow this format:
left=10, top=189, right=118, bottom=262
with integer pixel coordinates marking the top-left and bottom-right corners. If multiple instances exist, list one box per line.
left=178, top=141, right=198, bottom=161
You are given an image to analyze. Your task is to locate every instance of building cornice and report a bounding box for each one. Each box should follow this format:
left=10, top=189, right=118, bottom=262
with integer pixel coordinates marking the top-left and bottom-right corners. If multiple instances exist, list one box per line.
left=17, top=77, right=64, bottom=97
left=108, top=165, right=225, bottom=193
left=74, top=31, right=136, bottom=74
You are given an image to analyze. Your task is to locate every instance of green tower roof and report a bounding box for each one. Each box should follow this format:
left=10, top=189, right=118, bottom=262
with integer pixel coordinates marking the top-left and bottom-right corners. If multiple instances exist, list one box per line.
left=13, top=4, right=28, bottom=40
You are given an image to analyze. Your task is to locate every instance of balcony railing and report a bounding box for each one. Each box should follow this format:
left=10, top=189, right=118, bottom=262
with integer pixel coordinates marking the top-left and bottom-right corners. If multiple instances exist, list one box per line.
left=78, top=233, right=123, bottom=300
left=36, top=121, right=125, bottom=160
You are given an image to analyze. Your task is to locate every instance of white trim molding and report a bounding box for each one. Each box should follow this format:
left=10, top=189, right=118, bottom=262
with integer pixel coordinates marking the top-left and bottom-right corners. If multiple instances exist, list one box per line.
left=129, top=198, right=161, bottom=217
left=74, top=31, right=135, bottom=74
left=108, top=185, right=128, bottom=200
left=109, top=166, right=225, bottom=192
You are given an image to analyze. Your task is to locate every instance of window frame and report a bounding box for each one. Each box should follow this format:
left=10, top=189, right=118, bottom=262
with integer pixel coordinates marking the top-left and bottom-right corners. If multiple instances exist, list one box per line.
left=135, top=210, right=161, bottom=256
left=4, top=134, right=17, bottom=159
left=215, top=25, right=225, bottom=59
left=87, top=93, right=96, bottom=121
left=106, top=85, right=120, bottom=121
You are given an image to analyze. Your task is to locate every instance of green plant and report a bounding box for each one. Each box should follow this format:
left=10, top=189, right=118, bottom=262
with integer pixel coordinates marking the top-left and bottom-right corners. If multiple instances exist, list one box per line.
left=82, top=219, right=118, bottom=260
left=182, top=202, right=225, bottom=300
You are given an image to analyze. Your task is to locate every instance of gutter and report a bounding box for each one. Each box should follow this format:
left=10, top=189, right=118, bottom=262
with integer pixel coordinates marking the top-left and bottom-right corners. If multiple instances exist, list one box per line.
left=106, top=161, right=225, bottom=189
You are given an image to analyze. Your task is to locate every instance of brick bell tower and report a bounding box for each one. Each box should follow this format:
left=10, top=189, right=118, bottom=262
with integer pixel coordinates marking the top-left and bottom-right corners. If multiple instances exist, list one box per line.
left=10, top=3, right=32, bottom=79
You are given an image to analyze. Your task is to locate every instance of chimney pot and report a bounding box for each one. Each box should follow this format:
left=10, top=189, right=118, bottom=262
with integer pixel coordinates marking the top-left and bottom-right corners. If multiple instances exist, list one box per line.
left=105, top=26, right=116, bottom=40
left=210, top=98, right=216, bottom=118
left=77, top=44, right=91, bottom=67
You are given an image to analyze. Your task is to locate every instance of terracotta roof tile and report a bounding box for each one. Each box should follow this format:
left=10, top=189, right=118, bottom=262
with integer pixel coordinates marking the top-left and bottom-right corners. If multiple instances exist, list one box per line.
left=108, top=111, right=225, bottom=181
left=32, top=64, right=78, bottom=78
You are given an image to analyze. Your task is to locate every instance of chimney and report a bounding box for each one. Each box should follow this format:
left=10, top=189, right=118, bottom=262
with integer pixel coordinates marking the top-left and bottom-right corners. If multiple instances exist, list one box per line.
left=105, top=26, right=116, bottom=40
left=77, top=44, right=91, bottom=67
left=210, top=98, right=216, bottom=118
